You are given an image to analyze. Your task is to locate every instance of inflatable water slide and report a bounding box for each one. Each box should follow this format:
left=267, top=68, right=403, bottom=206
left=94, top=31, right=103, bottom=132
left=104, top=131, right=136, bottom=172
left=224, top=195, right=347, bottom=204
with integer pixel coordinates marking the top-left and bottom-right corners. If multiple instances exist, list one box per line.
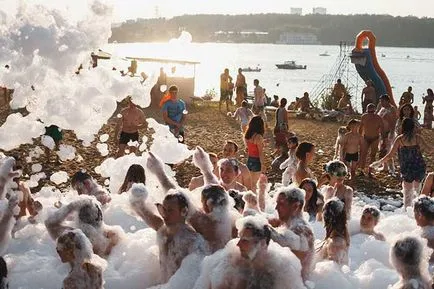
left=350, top=30, right=397, bottom=107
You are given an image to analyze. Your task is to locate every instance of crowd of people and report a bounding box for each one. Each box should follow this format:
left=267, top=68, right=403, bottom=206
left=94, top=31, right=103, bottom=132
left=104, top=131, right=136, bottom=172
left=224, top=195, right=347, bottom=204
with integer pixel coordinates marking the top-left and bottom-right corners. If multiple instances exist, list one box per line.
left=1, top=69, right=434, bottom=289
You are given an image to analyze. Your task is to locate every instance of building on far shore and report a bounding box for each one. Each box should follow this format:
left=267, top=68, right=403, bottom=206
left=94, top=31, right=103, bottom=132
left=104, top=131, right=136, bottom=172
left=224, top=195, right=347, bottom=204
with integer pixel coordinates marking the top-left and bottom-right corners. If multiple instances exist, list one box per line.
left=312, top=7, right=327, bottom=15
left=276, top=32, right=321, bottom=45
left=290, top=8, right=303, bottom=15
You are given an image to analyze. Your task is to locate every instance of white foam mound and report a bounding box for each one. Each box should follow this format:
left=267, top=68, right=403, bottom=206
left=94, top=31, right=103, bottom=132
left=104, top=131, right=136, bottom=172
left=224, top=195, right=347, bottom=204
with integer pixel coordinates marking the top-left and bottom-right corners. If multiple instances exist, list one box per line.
left=97, top=143, right=109, bottom=156
left=99, top=134, right=109, bottom=143
left=0, top=113, right=45, bottom=151
left=49, top=171, right=69, bottom=185
left=41, top=135, right=55, bottom=150
left=31, top=164, right=42, bottom=173
left=56, top=145, right=76, bottom=162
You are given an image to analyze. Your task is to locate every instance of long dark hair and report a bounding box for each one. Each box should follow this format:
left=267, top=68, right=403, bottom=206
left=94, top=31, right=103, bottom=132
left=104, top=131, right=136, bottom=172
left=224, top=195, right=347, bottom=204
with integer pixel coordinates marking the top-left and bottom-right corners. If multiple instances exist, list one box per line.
left=323, top=198, right=349, bottom=246
left=245, top=115, right=265, bottom=140
left=399, top=103, right=414, bottom=121
left=299, top=178, right=322, bottom=216
left=118, top=164, right=146, bottom=194
left=401, top=117, right=416, bottom=142
left=295, top=142, right=314, bottom=161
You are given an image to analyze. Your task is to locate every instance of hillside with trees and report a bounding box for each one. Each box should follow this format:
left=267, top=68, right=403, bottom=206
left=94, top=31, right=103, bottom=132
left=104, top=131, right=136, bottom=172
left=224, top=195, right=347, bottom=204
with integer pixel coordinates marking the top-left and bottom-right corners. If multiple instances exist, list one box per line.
left=110, top=14, right=434, bottom=47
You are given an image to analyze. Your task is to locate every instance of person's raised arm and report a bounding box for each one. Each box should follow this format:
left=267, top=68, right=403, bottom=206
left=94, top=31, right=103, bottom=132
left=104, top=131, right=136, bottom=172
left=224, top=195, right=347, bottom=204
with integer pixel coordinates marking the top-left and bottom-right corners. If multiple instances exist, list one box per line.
left=269, top=224, right=310, bottom=252
left=44, top=198, right=92, bottom=240
left=146, top=152, right=177, bottom=193
left=129, top=183, right=163, bottom=231
left=192, top=146, right=218, bottom=186
left=372, top=136, right=401, bottom=166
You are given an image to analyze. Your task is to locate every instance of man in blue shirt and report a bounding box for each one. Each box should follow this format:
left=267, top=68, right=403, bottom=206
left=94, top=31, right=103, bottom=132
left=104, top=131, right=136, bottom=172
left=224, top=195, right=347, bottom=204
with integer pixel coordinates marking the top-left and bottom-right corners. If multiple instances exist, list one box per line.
left=162, top=85, right=187, bottom=142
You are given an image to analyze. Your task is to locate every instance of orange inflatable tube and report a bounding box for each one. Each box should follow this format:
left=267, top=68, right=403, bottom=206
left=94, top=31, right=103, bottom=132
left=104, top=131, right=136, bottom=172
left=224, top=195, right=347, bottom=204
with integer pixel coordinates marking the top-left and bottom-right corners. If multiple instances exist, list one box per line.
left=354, top=30, right=396, bottom=107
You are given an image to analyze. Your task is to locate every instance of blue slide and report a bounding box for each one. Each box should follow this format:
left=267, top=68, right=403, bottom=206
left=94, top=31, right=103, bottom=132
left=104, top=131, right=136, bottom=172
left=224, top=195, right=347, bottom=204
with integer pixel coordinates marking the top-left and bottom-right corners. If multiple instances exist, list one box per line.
left=353, top=49, right=387, bottom=100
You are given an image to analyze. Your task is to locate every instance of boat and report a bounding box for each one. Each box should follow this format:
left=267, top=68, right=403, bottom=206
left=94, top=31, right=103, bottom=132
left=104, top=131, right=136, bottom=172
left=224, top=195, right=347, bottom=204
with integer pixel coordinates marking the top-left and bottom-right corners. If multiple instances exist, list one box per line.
left=241, top=66, right=261, bottom=72
left=275, top=61, right=307, bottom=70
left=319, top=51, right=330, bottom=56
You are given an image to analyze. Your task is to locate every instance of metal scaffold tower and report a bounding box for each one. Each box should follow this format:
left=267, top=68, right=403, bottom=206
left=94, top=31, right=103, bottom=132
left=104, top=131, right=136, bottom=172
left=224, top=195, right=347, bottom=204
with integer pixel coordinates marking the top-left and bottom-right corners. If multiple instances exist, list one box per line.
left=310, top=41, right=364, bottom=112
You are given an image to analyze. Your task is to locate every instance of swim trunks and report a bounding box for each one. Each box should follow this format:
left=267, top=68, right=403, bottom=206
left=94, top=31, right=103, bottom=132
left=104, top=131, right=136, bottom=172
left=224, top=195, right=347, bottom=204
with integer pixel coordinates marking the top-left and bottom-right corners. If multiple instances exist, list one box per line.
left=344, top=152, right=359, bottom=163
left=119, top=131, right=139, bottom=145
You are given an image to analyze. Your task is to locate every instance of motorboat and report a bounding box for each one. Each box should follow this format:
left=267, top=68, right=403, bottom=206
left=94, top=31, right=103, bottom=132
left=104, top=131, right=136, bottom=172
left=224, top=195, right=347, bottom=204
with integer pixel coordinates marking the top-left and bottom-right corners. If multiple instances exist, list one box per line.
left=241, top=66, right=261, bottom=72
left=275, top=61, right=307, bottom=70
left=319, top=51, right=330, bottom=56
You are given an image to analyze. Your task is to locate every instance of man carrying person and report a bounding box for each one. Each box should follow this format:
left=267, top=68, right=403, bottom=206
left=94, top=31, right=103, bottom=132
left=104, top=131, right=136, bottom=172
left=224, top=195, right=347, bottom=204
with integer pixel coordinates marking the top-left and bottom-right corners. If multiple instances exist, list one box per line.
left=114, top=96, right=146, bottom=158
left=361, top=80, right=376, bottom=112
left=222, top=140, right=252, bottom=190
left=220, top=68, right=232, bottom=112
left=161, top=85, right=187, bottom=143
left=359, top=103, right=384, bottom=176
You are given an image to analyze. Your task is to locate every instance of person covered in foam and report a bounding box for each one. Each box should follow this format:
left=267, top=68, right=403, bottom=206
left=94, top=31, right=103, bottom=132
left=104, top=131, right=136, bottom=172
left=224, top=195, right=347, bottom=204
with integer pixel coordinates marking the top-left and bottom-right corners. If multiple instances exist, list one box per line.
left=322, top=160, right=353, bottom=220
left=56, top=229, right=106, bottom=289
left=45, top=196, right=120, bottom=257
left=129, top=181, right=209, bottom=283
left=217, top=158, right=247, bottom=192
left=413, top=195, right=434, bottom=262
left=356, top=205, right=385, bottom=241
left=318, top=197, right=350, bottom=265
left=193, top=215, right=307, bottom=289
left=389, top=236, right=432, bottom=289
left=70, top=171, right=111, bottom=205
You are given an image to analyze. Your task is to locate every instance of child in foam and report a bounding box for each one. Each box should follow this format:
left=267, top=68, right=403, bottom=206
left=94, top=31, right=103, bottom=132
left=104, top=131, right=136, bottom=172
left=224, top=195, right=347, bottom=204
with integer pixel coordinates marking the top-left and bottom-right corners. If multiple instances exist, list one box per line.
left=56, top=229, right=105, bottom=289
left=322, top=160, right=354, bottom=220
left=319, top=197, right=350, bottom=265
left=413, top=196, right=434, bottom=263
left=358, top=205, right=385, bottom=241
left=389, top=236, right=432, bottom=289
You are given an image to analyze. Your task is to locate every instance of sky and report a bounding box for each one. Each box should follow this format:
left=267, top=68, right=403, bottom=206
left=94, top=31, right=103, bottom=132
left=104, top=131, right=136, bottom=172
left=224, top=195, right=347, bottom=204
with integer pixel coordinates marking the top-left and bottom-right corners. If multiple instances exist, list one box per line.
left=113, top=0, right=434, bottom=22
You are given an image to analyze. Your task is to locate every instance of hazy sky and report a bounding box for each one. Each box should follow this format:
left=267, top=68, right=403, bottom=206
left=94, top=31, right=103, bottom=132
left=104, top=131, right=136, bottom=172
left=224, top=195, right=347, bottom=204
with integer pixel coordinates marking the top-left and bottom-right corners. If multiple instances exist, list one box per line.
left=113, top=0, right=434, bottom=21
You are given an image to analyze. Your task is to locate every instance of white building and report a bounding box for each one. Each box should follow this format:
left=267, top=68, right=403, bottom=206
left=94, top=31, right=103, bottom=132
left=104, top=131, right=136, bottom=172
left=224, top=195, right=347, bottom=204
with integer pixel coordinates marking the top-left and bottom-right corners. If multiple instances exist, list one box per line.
left=312, top=7, right=327, bottom=15
left=290, top=8, right=303, bottom=15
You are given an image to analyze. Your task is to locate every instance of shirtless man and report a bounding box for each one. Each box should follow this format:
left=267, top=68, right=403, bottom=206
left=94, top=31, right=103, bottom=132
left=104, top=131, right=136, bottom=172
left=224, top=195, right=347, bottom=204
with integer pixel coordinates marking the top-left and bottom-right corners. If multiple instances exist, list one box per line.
left=332, top=79, right=346, bottom=108
left=377, top=94, right=398, bottom=174
left=235, top=68, right=246, bottom=107
left=296, top=92, right=315, bottom=118
left=147, top=149, right=235, bottom=252
left=220, top=69, right=232, bottom=112
left=45, top=197, right=120, bottom=258
left=222, top=140, right=252, bottom=190
left=71, top=171, right=111, bottom=205
left=253, top=79, right=267, bottom=122
left=193, top=216, right=307, bottom=289
left=56, top=229, right=104, bottom=289
left=358, top=103, right=384, bottom=175
left=218, top=159, right=247, bottom=192
left=114, top=96, right=146, bottom=158
left=361, top=80, right=376, bottom=112
left=342, top=119, right=363, bottom=179
left=129, top=184, right=209, bottom=283
left=188, top=152, right=219, bottom=191
left=399, top=86, right=414, bottom=106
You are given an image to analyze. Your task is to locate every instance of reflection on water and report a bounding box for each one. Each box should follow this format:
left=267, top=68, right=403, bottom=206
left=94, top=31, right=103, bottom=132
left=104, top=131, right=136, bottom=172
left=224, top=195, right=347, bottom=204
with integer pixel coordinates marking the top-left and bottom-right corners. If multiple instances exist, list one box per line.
left=103, top=42, right=434, bottom=114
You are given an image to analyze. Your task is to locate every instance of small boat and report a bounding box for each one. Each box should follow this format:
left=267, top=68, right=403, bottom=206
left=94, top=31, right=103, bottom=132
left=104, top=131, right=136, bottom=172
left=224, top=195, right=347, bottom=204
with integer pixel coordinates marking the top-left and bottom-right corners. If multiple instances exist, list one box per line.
left=381, top=53, right=386, bottom=57
left=241, top=66, right=261, bottom=72
left=275, top=61, right=307, bottom=70
left=319, top=51, right=330, bottom=56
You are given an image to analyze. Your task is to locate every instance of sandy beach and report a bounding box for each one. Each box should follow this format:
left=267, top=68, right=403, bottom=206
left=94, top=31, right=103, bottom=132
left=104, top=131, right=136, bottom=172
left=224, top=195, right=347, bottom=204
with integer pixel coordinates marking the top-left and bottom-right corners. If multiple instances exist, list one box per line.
left=1, top=101, right=433, bottom=195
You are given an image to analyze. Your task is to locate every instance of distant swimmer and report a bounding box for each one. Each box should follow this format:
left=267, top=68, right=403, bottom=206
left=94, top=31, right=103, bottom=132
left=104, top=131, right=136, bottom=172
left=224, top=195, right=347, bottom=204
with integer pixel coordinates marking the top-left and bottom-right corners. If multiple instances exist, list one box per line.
left=115, top=96, right=146, bottom=158
left=56, top=229, right=105, bottom=289
left=389, top=236, right=431, bottom=289
left=129, top=183, right=209, bottom=283
left=45, top=197, right=120, bottom=258
left=193, top=216, right=307, bottom=289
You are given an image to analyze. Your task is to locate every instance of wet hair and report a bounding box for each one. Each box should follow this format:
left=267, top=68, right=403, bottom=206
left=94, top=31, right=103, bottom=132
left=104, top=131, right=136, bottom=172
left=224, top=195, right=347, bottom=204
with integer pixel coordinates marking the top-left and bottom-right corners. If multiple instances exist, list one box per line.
left=241, top=100, right=248, bottom=107
left=299, top=178, right=322, bottom=216
left=273, top=95, right=279, bottom=100
left=242, top=218, right=271, bottom=245
left=245, top=115, right=265, bottom=139
left=295, top=142, right=314, bottom=161
left=219, top=158, right=240, bottom=173
left=346, top=119, right=360, bottom=130
left=228, top=190, right=245, bottom=212
left=323, top=198, right=349, bottom=246
left=391, top=236, right=422, bottom=267
left=168, top=85, right=178, bottom=92
left=279, top=98, right=287, bottom=107
left=287, top=135, right=299, bottom=146
left=164, top=191, right=189, bottom=210
left=380, top=94, right=390, bottom=102
left=362, top=206, right=380, bottom=219
left=254, top=79, right=259, bottom=86
left=413, top=196, right=434, bottom=221
left=201, top=185, right=228, bottom=208
left=324, top=160, right=348, bottom=177
left=337, top=79, right=341, bottom=83
left=401, top=118, right=415, bottom=141
left=78, top=202, right=103, bottom=227
left=399, top=103, right=414, bottom=121
left=118, top=164, right=146, bottom=194
left=71, top=171, right=91, bottom=187
left=58, top=231, right=83, bottom=251
left=338, top=126, right=347, bottom=136
left=225, top=140, right=239, bottom=152
left=278, top=186, right=305, bottom=207
left=57, top=229, right=93, bottom=262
